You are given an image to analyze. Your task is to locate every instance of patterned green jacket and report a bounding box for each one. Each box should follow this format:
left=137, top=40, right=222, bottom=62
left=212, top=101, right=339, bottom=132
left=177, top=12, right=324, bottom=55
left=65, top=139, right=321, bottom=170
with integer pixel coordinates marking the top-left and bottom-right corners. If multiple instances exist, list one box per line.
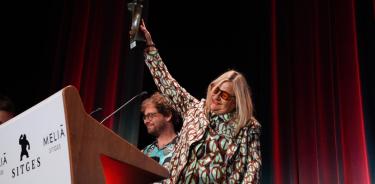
left=144, top=50, right=261, bottom=184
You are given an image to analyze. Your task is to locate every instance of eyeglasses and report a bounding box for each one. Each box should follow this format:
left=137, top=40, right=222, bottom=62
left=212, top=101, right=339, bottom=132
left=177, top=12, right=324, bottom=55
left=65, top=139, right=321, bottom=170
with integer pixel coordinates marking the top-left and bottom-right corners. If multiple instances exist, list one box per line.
left=143, top=112, right=159, bottom=121
left=212, top=87, right=235, bottom=101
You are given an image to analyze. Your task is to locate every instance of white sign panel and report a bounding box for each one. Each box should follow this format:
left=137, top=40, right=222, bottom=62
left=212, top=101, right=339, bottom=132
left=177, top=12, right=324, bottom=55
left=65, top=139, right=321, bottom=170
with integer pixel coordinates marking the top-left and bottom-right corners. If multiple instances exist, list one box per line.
left=0, top=90, right=71, bottom=184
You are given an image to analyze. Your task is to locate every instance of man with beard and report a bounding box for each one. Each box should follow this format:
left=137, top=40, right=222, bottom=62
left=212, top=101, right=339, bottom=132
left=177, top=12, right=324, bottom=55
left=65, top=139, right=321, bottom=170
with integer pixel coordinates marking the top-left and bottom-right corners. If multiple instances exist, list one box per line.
left=141, top=92, right=181, bottom=169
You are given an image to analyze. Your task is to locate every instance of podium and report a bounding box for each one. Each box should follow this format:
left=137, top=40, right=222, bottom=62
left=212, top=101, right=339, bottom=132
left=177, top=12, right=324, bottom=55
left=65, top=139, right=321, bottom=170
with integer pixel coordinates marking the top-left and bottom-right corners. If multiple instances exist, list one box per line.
left=0, top=86, right=169, bottom=184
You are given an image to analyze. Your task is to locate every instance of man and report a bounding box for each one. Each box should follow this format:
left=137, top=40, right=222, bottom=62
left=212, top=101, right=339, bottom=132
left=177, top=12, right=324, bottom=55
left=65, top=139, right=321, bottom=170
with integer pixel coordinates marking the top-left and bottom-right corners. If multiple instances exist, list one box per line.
left=0, top=94, right=15, bottom=125
left=141, top=92, right=181, bottom=169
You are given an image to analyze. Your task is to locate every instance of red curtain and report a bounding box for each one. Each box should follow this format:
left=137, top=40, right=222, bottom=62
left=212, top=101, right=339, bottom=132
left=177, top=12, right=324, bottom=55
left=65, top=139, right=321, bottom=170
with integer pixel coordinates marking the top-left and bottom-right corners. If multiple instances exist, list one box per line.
left=271, top=0, right=371, bottom=182
left=41, top=0, right=373, bottom=182
left=49, top=0, right=129, bottom=129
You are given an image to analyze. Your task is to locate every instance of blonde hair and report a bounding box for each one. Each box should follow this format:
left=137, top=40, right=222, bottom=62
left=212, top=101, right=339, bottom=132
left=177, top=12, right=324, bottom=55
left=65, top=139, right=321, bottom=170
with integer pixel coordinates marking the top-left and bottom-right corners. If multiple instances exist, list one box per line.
left=205, top=70, right=254, bottom=133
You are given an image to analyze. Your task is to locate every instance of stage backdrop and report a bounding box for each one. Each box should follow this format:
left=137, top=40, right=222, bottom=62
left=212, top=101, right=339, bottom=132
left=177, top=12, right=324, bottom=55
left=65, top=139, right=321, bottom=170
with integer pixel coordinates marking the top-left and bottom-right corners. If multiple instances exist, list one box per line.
left=270, top=0, right=373, bottom=182
left=28, top=0, right=374, bottom=183
left=44, top=0, right=144, bottom=145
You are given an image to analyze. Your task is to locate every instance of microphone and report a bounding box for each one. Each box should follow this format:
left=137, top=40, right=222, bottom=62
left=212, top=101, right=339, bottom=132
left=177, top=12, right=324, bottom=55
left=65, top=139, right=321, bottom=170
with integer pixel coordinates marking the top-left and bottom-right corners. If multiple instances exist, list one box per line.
left=100, top=91, right=148, bottom=124
left=89, top=107, right=103, bottom=116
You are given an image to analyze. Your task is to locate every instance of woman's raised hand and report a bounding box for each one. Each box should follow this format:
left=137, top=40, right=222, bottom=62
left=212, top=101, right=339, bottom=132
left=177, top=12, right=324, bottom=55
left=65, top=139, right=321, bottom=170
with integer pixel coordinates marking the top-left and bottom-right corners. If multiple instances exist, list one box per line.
left=139, top=19, right=154, bottom=46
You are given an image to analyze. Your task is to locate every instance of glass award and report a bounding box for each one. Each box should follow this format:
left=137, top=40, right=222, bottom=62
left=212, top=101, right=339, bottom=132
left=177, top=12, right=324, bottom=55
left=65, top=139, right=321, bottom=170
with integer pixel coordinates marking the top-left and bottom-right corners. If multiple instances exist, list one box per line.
left=128, top=0, right=145, bottom=49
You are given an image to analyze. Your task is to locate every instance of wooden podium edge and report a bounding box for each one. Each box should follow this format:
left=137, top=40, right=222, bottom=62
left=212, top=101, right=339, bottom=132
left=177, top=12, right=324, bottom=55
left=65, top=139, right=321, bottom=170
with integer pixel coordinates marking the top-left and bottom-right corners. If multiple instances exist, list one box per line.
left=61, top=85, right=169, bottom=183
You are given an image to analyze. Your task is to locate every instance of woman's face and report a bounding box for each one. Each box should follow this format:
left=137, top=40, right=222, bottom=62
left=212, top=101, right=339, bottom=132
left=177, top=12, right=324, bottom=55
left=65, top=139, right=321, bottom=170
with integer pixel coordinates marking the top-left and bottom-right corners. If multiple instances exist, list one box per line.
left=210, top=81, right=236, bottom=114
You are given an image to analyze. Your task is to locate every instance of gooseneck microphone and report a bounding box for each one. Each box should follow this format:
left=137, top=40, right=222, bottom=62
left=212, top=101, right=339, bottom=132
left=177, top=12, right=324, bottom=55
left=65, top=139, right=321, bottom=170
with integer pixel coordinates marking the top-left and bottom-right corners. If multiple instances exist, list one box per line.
left=89, top=107, right=103, bottom=116
left=100, top=91, right=148, bottom=124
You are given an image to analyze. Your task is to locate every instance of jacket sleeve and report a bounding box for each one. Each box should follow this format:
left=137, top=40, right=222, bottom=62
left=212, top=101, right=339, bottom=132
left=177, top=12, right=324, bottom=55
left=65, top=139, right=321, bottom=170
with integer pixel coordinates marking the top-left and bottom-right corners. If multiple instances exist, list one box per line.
left=226, top=119, right=262, bottom=184
left=144, top=50, right=199, bottom=115
left=242, top=120, right=262, bottom=184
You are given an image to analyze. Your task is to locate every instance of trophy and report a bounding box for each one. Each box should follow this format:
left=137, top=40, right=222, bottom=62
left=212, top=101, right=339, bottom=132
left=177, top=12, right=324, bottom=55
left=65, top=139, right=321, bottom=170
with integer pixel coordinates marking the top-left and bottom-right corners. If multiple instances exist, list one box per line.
left=128, top=0, right=145, bottom=49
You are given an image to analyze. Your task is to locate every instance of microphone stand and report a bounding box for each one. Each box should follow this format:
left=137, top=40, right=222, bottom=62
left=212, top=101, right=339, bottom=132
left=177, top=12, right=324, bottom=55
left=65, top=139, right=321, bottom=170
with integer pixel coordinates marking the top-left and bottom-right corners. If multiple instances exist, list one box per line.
left=100, top=91, right=147, bottom=124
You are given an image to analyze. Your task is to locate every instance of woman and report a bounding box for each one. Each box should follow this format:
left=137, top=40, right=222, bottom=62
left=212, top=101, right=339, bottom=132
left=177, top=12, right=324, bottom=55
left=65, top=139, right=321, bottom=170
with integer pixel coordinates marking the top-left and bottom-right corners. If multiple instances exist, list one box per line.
left=140, top=20, right=261, bottom=184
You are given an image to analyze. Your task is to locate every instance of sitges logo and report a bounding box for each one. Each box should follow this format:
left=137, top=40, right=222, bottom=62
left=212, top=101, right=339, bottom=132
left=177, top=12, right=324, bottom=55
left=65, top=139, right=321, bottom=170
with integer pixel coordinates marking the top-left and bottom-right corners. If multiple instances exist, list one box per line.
left=19, top=134, right=30, bottom=161
left=11, top=134, right=41, bottom=178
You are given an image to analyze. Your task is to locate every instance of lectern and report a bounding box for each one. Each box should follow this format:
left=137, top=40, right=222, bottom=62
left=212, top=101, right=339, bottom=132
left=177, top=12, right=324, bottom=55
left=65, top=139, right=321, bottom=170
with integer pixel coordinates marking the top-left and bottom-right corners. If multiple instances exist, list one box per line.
left=0, top=86, right=169, bottom=184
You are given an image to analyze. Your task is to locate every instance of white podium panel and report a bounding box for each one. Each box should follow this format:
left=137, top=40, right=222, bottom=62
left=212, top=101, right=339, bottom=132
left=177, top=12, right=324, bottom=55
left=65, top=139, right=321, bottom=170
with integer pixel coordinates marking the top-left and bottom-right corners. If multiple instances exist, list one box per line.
left=0, top=91, right=71, bottom=184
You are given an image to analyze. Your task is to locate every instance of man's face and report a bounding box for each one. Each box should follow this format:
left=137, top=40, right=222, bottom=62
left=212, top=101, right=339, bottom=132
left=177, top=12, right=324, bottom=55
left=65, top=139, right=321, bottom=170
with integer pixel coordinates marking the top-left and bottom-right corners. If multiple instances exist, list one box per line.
left=143, top=105, right=170, bottom=137
left=0, top=110, right=14, bottom=125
